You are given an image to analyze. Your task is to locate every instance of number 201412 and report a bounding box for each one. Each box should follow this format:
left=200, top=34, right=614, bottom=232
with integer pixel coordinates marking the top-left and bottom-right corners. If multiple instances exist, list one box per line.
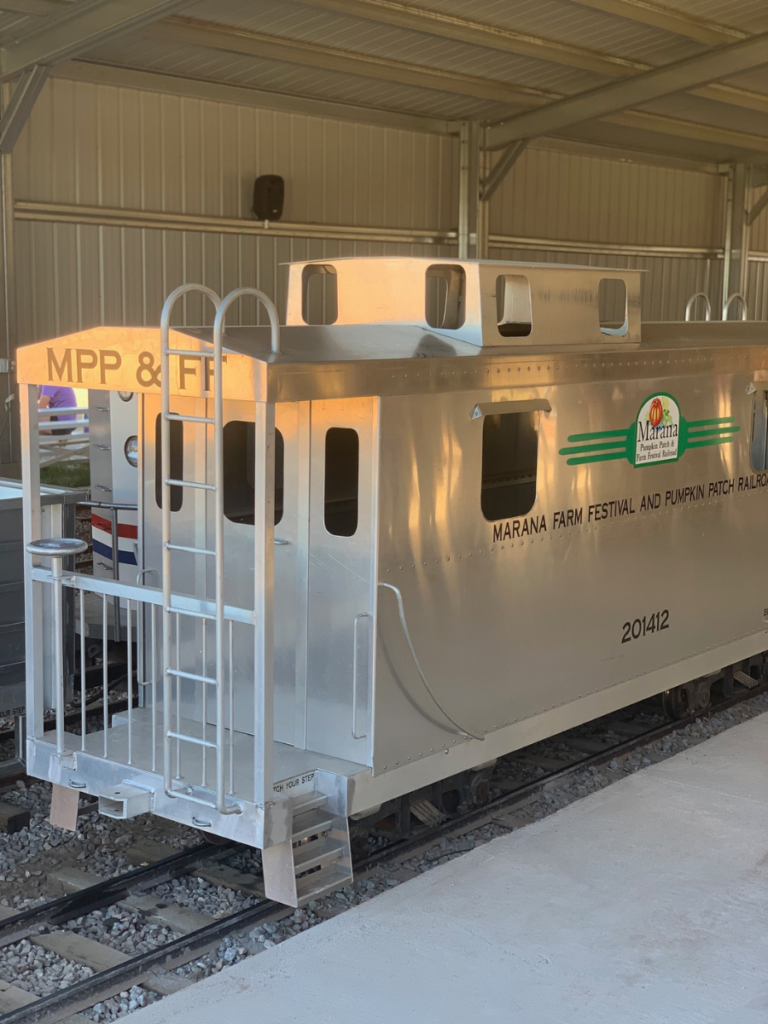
left=622, top=610, right=669, bottom=644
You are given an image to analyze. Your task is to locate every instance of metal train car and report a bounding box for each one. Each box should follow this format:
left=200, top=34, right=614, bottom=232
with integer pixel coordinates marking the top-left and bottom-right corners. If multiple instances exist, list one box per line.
left=16, top=257, right=768, bottom=907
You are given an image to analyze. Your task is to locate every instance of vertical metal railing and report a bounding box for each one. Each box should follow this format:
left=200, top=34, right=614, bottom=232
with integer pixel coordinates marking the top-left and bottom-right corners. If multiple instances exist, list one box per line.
left=24, top=538, right=88, bottom=757
left=212, top=287, right=280, bottom=812
left=160, top=284, right=247, bottom=814
left=27, top=564, right=254, bottom=792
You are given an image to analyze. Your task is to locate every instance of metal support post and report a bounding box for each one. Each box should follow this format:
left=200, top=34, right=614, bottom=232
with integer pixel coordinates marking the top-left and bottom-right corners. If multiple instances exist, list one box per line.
left=721, top=165, right=734, bottom=312
left=0, top=82, right=16, bottom=465
left=25, top=537, right=86, bottom=756
left=457, top=122, right=471, bottom=260
left=51, top=552, right=64, bottom=755
left=458, top=123, right=507, bottom=261
left=253, top=399, right=275, bottom=810
left=723, top=163, right=751, bottom=317
left=457, top=121, right=482, bottom=259
left=13, top=713, right=25, bottom=764
left=476, top=128, right=490, bottom=261
left=111, top=507, right=121, bottom=642
left=20, top=385, right=43, bottom=739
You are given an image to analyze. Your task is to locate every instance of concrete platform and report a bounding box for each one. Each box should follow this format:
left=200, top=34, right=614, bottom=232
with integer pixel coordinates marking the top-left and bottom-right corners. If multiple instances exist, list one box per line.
left=133, top=713, right=768, bottom=1024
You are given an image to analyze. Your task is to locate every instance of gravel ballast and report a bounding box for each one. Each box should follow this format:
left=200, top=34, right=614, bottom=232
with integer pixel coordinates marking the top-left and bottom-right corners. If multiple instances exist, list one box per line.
left=0, top=690, right=765, bottom=1021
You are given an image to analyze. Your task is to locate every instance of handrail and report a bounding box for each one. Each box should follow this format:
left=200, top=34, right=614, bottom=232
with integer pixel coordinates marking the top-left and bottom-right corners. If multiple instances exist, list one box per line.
left=684, top=292, right=711, bottom=322
left=30, top=566, right=256, bottom=624
left=214, top=285, right=281, bottom=355
left=351, top=612, right=369, bottom=740
left=722, top=292, right=748, bottom=321
left=159, top=284, right=232, bottom=814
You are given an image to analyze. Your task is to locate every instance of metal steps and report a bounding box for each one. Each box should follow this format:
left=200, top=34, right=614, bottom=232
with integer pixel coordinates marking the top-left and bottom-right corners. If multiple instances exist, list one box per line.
left=263, top=791, right=353, bottom=908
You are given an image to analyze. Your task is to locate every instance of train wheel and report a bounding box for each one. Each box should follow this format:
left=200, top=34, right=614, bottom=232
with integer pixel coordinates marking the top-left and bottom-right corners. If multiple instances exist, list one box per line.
left=663, top=679, right=711, bottom=720
left=662, top=686, right=688, bottom=720
left=198, top=829, right=230, bottom=846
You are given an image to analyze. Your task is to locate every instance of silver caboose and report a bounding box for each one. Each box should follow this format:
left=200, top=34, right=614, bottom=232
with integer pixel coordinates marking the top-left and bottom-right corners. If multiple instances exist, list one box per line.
left=17, top=258, right=768, bottom=906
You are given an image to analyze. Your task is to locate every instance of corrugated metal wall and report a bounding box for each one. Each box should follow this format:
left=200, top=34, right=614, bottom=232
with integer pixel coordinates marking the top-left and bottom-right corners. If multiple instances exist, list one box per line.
left=2, top=74, right=740, bottom=462
left=492, top=147, right=724, bottom=250
left=12, top=77, right=458, bottom=341
left=489, top=145, right=725, bottom=323
left=489, top=245, right=723, bottom=324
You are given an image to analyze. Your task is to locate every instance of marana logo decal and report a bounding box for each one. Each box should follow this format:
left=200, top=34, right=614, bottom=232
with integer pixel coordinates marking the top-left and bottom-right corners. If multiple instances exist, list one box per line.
left=559, top=392, right=740, bottom=468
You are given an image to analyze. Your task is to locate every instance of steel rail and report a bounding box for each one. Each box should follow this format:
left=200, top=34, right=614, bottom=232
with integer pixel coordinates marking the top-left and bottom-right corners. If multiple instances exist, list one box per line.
left=0, top=841, right=235, bottom=948
left=0, top=695, right=130, bottom=744
left=0, top=898, right=285, bottom=1024
left=356, top=679, right=768, bottom=871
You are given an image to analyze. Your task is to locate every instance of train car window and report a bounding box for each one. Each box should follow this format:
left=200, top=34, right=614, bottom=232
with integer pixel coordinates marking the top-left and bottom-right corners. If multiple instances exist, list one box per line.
left=302, top=264, right=338, bottom=325
left=222, top=421, right=284, bottom=526
left=481, top=412, right=538, bottom=521
left=425, top=264, right=465, bottom=331
left=496, top=274, right=532, bottom=337
left=598, top=278, right=628, bottom=336
left=751, top=391, right=768, bottom=471
left=325, top=427, right=359, bottom=537
left=155, top=414, right=183, bottom=512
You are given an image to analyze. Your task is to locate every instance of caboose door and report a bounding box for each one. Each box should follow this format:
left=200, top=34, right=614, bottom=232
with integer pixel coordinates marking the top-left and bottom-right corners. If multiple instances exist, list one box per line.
left=302, top=397, right=379, bottom=765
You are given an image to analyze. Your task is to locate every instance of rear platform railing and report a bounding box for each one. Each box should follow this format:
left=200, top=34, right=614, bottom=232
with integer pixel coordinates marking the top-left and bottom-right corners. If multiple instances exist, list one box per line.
left=26, top=564, right=256, bottom=803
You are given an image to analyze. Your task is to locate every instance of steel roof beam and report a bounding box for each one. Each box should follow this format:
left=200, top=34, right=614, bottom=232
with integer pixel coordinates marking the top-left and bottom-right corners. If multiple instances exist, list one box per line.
left=298, top=0, right=648, bottom=76
left=0, top=62, right=47, bottom=151
left=488, top=32, right=768, bottom=148
left=55, top=59, right=456, bottom=134
left=0, top=0, right=194, bottom=80
left=147, top=18, right=550, bottom=107
left=481, top=139, right=528, bottom=202
left=297, top=0, right=768, bottom=116
left=146, top=18, right=768, bottom=157
left=563, top=0, right=744, bottom=46
left=0, top=0, right=62, bottom=14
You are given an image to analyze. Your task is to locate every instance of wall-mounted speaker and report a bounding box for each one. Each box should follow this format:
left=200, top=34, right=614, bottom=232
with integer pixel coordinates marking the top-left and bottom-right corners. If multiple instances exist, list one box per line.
left=252, top=174, right=284, bottom=221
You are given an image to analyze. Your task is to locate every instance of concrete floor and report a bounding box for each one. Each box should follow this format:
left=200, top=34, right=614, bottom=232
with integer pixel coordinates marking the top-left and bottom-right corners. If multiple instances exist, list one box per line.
left=132, top=714, right=768, bottom=1024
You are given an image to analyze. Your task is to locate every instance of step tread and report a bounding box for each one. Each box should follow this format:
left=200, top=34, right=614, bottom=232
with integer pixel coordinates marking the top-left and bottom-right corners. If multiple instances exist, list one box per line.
left=296, top=862, right=353, bottom=904
left=293, top=835, right=345, bottom=874
left=290, top=793, right=328, bottom=814
left=292, top=807, right=335, bottom=842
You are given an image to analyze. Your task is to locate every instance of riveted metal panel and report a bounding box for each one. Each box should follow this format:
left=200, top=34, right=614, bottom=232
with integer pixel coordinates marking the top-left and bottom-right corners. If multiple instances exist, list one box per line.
left=372, top=370, right=766, bottom=772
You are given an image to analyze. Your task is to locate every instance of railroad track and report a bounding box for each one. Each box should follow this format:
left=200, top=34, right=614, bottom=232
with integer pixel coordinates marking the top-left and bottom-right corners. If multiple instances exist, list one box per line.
left=1, top=679, right=765, bottom=1024
left=0, top=696, right=130, bottom=748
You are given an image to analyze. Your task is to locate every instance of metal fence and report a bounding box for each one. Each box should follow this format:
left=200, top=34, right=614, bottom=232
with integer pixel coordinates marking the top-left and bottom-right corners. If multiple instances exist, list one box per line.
left=38, top=405, right=89, bottom=468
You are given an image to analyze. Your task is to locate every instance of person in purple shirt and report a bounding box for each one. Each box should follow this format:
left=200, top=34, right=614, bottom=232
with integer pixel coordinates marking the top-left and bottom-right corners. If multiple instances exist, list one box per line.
left=38, top=384, right=77, bottom=435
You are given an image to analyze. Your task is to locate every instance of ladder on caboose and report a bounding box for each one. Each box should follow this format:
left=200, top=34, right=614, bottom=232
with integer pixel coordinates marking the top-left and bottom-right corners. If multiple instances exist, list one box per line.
left=159, top=283, right=240, bottom=815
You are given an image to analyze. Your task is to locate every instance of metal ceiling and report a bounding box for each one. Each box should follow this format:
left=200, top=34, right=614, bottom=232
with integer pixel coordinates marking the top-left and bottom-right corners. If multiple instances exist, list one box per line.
left=2, top=0, right=768, bottom=164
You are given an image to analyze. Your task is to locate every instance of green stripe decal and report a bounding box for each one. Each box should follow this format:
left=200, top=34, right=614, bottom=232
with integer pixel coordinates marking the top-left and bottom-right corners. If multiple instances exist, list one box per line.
left=558, top=395, right=741, bottom=468
left=559, top=440, right=628, bottom=456
left=686, top=416, right=736, bottom=427
left=564, top=450, right=628, bottom=466
left=565, top=428, right=630, bottom=443
left=687, top=436, right=739, bottom=449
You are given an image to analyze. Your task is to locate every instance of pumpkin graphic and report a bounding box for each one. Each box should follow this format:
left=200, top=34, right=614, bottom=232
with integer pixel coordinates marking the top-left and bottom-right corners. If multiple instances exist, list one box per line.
left=649, top=397, right=663, bottom=428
